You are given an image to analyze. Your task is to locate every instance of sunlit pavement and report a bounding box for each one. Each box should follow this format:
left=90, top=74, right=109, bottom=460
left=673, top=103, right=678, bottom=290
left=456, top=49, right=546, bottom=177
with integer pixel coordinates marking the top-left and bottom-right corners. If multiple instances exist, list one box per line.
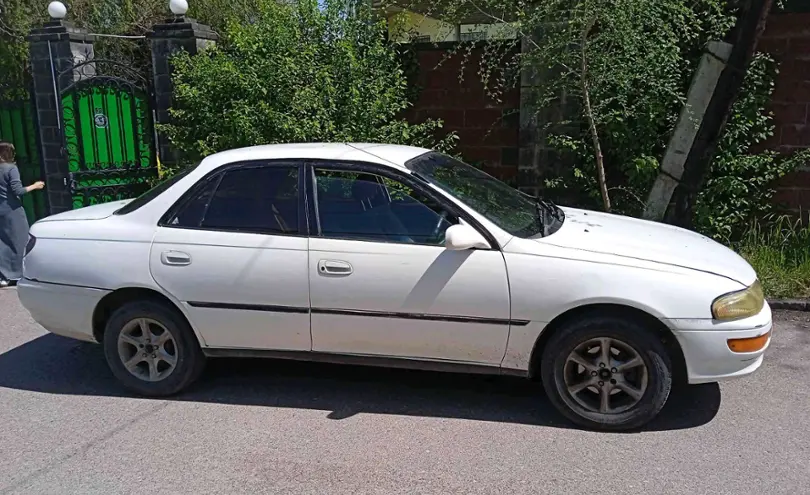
left=1, top=288, right=808, bottom=494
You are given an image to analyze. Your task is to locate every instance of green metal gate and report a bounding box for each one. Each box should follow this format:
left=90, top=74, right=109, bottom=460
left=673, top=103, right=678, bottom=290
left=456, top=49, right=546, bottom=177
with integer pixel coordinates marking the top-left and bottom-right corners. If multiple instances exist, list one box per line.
left=59, top=60, right=157, bottom=209
left=0, top=98, right=48, bottom=223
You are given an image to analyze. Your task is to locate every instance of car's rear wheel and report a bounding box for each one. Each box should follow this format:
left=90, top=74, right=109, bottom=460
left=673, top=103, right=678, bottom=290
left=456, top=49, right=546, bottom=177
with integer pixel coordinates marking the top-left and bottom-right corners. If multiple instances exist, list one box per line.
left=540, top=316, right=673, bottom=431
left=103, top=300, right=205, bottom=396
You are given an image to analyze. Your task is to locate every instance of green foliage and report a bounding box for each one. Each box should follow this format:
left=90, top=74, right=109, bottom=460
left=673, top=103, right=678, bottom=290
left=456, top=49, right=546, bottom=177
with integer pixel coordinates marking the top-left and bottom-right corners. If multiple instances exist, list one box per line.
left=551, top=49, right=808, bottom=242
left=563, top=50, right=807, bottom=242
left=523, top=0, right=735, bottom=214
left=0, top=0, right=41, bottom=97
left=737, top=216, right=810, bottom=299
left=694, top=54, right=810, bottom=242
left=161, top=0, right=454, bottom=160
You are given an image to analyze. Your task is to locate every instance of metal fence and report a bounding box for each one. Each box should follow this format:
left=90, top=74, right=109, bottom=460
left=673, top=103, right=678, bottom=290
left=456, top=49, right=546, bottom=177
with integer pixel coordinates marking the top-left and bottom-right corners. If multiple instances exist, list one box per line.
left=0, top=96, right=47, bottom=223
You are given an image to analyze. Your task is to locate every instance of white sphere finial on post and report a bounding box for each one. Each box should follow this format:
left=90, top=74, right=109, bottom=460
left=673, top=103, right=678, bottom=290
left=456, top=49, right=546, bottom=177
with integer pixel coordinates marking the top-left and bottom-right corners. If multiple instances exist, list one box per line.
left=47, top=1, right=67, bottom=20
left=169, top=0, right=188, bottom=15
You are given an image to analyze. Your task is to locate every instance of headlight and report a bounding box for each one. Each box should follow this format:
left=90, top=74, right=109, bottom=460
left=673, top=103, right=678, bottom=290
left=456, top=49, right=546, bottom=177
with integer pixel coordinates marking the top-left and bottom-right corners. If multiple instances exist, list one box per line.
left=712, top=280, right=764, bottom=320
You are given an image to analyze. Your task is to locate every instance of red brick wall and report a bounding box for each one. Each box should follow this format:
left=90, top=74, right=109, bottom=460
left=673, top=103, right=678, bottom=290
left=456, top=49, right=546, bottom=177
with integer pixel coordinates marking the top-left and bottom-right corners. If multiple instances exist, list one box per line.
left=404, top=44, right=520, bottom=183
left=760, top=12, right=810, bottom=213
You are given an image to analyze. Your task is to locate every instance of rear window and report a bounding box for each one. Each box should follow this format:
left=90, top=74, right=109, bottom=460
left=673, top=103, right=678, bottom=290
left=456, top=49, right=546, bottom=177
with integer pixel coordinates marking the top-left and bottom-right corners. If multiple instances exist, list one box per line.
left=114, top=164, right=199, bottom=216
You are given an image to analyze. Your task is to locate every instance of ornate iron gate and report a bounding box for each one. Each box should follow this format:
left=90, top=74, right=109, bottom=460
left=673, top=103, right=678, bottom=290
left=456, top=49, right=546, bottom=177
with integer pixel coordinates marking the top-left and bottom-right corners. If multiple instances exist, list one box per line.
left=58, top=60, right=157, bottom=209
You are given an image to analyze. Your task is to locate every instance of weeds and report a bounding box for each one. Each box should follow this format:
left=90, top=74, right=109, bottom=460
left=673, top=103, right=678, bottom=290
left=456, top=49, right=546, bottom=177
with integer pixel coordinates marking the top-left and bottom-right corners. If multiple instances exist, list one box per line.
left=736, top=215, right=810, bottom=299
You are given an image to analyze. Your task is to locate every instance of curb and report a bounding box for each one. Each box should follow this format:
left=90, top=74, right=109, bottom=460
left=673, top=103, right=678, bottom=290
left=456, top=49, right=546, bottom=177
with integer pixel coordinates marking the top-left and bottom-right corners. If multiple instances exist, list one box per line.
left=768, top=299, right=810, bottom=311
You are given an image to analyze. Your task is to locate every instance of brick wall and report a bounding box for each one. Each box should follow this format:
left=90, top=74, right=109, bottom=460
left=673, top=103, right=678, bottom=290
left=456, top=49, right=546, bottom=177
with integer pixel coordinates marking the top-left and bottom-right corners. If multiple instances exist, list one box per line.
left=404, top=44, right=520, bottom=183
left=759, top=11, right=810, bottom=214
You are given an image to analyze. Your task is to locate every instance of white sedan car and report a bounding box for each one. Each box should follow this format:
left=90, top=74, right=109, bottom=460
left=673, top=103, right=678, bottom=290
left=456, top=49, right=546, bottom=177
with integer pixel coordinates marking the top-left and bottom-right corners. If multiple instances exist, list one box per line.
left=17, top=143, right=771, bottom=431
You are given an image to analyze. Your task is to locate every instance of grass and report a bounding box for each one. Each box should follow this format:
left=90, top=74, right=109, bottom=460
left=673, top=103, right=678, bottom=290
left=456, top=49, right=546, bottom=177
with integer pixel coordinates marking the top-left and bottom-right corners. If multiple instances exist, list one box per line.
left=735, top=216, right=810, bottom=299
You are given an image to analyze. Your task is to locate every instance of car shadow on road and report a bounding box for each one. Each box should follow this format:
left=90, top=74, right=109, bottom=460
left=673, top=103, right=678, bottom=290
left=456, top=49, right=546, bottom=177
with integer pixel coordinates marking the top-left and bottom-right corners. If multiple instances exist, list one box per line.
left=0, top=334, right=721, bottom=432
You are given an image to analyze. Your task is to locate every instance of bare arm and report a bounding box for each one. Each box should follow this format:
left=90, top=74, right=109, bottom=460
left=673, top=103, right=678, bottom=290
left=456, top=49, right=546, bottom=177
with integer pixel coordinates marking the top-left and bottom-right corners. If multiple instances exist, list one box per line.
left=24, top=182, right=44, bottom=193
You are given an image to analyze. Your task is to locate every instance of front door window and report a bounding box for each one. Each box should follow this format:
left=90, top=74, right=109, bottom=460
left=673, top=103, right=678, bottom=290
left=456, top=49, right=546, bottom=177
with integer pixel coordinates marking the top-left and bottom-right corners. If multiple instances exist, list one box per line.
left=313, top=169, right=456, bottom=245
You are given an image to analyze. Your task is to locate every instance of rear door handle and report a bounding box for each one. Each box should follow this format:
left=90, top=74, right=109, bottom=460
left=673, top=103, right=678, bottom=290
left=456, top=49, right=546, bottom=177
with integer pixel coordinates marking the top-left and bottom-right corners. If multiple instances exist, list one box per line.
left=161, top=251, right=192, bottom=266
left=318, top=259, right=353, bottom=276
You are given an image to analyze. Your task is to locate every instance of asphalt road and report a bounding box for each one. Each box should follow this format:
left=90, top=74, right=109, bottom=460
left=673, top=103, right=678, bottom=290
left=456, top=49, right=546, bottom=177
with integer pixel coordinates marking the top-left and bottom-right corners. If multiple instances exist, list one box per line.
left=0, top=288, right=808, bottom=495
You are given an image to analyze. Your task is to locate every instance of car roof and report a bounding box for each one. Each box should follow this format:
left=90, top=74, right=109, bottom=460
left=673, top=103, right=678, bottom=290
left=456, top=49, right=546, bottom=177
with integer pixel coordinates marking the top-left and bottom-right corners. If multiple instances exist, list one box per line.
left=195, top=143, right=431, bottom=174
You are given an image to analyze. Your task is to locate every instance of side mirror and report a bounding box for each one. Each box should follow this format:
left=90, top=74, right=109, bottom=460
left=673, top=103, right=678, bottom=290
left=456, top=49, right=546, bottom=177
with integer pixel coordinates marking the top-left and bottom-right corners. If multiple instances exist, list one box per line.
left=445, top=223, right=489, bottom=251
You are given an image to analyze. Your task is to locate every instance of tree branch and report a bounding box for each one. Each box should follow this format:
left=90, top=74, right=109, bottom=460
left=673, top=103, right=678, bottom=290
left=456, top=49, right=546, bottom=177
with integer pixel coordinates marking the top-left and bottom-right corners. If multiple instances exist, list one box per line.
left=580, top=17, right=610, bottom=212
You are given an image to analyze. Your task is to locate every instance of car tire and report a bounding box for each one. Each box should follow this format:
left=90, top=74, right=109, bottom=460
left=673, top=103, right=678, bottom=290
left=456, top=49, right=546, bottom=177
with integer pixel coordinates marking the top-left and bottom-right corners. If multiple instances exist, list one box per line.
left=540, top=316, right=673, bottom=431
left=103, top=300, right=205, bottom=397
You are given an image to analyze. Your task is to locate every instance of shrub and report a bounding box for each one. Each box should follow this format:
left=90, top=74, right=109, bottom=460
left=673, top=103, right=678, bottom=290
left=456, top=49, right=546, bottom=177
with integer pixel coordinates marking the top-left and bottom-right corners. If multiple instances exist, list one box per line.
left=161, top=0, right=455, bottom=161
left=694, top=55, right=810, bottom=242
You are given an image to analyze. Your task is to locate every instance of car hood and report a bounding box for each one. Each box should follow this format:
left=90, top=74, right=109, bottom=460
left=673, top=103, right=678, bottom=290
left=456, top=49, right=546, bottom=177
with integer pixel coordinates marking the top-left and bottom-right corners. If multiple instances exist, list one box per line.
left=36, top=200, right=132, bottom=222
left=537, top=207, right=756, bottom=285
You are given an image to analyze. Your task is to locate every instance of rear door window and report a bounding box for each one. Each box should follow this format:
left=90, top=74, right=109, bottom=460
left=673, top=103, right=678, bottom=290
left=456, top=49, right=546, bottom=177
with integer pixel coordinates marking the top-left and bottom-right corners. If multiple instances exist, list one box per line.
left=168, top=165, right=300, bottom=235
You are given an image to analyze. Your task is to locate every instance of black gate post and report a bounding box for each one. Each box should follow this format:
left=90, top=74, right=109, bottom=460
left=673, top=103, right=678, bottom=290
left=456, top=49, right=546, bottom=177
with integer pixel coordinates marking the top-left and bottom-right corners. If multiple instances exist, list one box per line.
left=28, top=15, right=94, bottom=215
left=148, top=15, right=217, bottom=170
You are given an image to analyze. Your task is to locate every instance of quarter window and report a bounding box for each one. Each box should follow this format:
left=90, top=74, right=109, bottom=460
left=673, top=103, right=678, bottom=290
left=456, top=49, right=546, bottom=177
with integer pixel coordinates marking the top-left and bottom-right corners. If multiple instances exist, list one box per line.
left=313, top=168, right=456, bottom=245
left=168, top=165, right=300, bottom=234
left=170, top=176, right=218, bottom=228
left=115, top=163, right=199, bottom=216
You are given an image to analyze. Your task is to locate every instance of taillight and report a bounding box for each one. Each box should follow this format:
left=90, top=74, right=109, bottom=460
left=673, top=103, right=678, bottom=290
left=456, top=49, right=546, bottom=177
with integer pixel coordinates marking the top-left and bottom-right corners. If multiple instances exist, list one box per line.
left=25, top=234, right=36, bottom=256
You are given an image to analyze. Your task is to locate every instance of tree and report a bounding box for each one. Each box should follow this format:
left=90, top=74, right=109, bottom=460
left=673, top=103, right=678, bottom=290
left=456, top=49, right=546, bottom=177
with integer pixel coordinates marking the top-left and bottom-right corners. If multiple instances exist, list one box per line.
left=160, top=0, right=455, bottom=161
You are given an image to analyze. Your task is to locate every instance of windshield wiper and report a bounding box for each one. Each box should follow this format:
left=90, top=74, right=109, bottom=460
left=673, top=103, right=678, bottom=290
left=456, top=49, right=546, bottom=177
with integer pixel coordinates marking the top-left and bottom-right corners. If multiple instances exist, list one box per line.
left=534, top=197, right=565, bottom=237
left=538, top=198, right=564, bottom=222
left=534, top=201, right=549, bottom=237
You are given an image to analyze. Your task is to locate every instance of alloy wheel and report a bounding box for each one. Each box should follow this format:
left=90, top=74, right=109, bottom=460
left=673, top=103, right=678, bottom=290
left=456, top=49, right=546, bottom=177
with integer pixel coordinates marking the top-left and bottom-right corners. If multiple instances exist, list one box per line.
left=563, top=337, right=649, bottom=414
left=117, top=318, right=178, bottom=382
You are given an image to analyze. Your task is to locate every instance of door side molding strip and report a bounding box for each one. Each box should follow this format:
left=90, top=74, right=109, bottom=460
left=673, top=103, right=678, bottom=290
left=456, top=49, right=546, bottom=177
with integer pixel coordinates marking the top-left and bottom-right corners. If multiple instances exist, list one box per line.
left=187, top=301, right=530, bottom=326
left=311, top=307, right=530, bottom=326
left=187, top=301, right=310, bottom=314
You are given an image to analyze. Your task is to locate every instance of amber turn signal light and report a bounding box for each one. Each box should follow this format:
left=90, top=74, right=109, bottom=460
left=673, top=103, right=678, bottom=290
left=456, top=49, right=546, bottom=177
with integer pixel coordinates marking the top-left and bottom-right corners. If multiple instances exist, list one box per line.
left=727, top=330, right=771, bottom=353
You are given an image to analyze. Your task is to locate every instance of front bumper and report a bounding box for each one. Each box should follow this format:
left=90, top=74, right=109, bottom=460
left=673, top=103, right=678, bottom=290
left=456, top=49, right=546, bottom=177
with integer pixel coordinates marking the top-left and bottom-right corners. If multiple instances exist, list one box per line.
left=666, top=303, right=773, bottom=384
left=17, top=279, right=109, bottom=343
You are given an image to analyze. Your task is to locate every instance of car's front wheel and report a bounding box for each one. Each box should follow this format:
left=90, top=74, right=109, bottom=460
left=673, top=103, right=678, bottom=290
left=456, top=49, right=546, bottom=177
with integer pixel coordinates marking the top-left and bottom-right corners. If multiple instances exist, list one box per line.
left=540, top=316, right=673, bottom=431
left=103, top=300, right=205, bottom=396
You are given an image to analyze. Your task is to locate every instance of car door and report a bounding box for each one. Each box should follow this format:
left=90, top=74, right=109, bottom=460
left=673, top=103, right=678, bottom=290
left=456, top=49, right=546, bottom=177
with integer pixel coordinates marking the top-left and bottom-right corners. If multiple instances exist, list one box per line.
left=149, top=161, right=311, bottom=351
left=307, top=162, right=512, bottom=366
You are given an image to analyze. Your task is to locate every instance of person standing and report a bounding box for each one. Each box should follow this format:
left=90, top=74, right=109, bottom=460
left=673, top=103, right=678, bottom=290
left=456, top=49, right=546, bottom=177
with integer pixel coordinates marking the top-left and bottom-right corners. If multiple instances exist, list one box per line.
left=0, top=142, right=44, bottom=288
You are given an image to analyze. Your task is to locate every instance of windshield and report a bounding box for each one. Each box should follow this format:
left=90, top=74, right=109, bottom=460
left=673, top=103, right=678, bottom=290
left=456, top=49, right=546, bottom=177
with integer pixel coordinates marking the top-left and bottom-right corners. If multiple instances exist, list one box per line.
left=114, top=163, right=199, bottom=215
left=405, top=152, right=563, bottom=238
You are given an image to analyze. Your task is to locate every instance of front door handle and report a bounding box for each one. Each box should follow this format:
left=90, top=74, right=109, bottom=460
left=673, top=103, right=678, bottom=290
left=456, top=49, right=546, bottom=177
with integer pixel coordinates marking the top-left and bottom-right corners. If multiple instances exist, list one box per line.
left=161, top=251, right=192, bottom=266
left=318, top=259, right=353, bottom=276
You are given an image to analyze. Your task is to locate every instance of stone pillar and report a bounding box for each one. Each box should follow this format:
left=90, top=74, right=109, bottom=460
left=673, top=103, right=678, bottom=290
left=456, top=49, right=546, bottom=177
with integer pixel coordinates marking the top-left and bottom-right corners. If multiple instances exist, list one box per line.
left=517, top=33, right=577, bottom=200
left=518, top=35, right=542, bottom=196
left=28, top=20, right=94, bottom=214
left=148, top=17, right=218, bottom=168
